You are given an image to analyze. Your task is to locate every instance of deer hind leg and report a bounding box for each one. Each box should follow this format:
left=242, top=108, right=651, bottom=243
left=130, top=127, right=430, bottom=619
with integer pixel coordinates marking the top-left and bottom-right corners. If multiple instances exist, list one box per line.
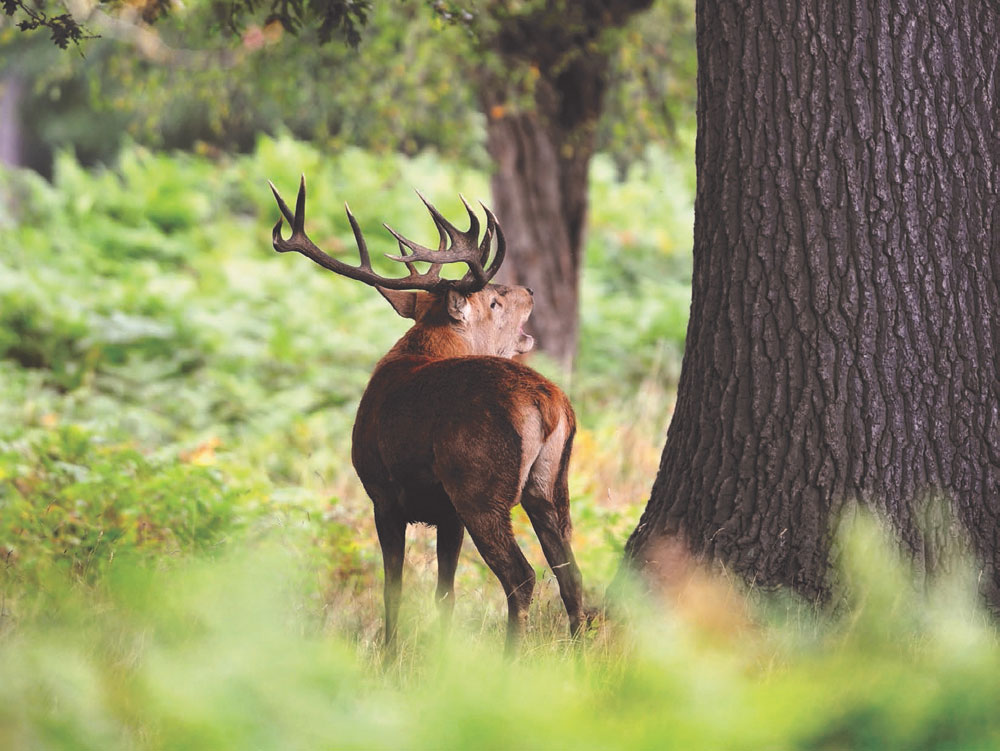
left=372, top=506, right=406, bottom=651
left=522, top=419, right=585, bottom=638
left=459, top=508, right=536, bottom=654
left=435, top=510, right=465, bottom=629
left=521, top=493, right=584, bottom=638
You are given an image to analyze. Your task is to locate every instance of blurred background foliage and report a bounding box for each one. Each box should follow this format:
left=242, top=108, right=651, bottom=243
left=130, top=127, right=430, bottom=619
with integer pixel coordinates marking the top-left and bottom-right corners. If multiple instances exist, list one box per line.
left=3, top=0, right=697, bottom=361
left=0, top=0, right=695, bottom=177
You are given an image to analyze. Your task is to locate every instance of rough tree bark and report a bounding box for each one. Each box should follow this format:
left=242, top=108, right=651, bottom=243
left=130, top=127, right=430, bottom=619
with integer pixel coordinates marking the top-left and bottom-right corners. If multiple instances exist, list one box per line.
left=624, top=0, right=1000, bottom=601
left=480, top=0, right=653, bottom=367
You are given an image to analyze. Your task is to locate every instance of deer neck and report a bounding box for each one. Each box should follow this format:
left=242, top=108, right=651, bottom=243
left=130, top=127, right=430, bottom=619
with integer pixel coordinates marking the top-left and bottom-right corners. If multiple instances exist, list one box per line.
left=385, top=323, right=473, bottom=362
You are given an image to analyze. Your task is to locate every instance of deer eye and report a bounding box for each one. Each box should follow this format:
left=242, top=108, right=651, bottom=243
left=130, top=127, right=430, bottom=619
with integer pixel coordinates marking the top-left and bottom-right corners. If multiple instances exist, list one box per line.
left=490, top=300, right=499, bottom=310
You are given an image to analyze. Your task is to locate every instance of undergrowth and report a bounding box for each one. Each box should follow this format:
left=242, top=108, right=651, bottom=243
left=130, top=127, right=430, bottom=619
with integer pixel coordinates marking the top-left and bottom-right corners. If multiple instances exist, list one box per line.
left=3, top=141, right=996, bottom=749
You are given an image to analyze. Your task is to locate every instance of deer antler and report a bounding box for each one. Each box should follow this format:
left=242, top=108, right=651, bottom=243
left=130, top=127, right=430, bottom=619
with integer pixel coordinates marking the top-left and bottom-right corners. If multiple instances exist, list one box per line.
left=269, top=176, right=505, bottom=294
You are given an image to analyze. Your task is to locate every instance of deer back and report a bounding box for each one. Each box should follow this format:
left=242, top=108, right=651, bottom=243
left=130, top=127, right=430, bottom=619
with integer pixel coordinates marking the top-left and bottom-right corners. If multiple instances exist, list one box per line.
left=353, top=353, right=572, bottom=496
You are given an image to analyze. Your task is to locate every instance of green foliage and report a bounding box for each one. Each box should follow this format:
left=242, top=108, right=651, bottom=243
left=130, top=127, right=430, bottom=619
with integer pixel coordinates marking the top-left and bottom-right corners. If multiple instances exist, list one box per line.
left=0, top=425, right=243, bottom=594
left=86, top=0, right=486, bottom=163
left=1, top=1, right=487, bottom=170
left=2, top=515, right=1000, bottom=749
left=1, top=0, right=93, bottom=48
left=0, top=135, right=689, bottom=434
left=600, top=0, right=697, bottom=167
left=2, top=0, right=697, bottom=179
left=577, top=147, right=694, bottom=399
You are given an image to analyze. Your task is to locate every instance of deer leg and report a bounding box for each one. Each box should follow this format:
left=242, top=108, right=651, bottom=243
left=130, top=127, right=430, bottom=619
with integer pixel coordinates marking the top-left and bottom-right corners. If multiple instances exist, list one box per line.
left=435, top=512, right=464, bottom=629
left=521, top=422, right=585, bottom=638
left=521, top=492, right=585, bottom=638
left=373, top=509, right=406, bottom=650
left=461, top=510, right=536, bottom=655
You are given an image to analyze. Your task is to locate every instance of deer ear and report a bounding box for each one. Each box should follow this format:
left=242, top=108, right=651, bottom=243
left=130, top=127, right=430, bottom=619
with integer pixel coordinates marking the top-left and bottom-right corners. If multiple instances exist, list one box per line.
left=446, top=288, right=470, bottom=322
left=377, top=287, right=419, bottom=319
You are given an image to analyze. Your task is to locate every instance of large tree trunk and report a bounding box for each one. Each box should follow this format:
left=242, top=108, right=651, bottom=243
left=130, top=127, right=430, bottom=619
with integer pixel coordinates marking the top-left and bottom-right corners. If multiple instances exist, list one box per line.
left=624, top=0, right=1000, bottom=601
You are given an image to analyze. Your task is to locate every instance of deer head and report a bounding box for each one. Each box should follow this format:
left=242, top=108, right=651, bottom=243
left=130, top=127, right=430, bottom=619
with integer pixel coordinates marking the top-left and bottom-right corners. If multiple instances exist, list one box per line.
left=269, top=177, right=534, bottom=358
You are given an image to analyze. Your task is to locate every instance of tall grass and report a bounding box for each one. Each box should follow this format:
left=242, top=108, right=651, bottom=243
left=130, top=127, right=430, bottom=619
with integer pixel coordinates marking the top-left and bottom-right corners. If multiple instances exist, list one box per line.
left=3, top=515, right=1000, bottom=749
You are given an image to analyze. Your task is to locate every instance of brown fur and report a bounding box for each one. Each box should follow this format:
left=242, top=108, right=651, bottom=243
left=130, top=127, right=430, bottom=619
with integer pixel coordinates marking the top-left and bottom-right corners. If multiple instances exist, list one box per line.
left=353, top=284, right=585, bottom=653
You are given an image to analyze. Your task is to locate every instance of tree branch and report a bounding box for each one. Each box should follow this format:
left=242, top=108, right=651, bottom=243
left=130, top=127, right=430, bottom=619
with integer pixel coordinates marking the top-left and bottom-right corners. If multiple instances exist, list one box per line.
left=5, top=0, right=371, bottom=49
left=2, top=0, right=96, bottom=48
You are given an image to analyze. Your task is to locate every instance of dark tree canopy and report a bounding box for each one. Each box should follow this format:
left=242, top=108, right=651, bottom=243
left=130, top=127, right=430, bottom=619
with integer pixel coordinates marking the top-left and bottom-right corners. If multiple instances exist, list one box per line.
left=626, top=0, right=1000, bottom=602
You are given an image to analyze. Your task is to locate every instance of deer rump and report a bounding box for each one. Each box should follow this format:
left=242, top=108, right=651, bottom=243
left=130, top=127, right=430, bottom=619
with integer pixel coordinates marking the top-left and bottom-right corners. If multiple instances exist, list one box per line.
left=353, top=356, right=573, bottom=527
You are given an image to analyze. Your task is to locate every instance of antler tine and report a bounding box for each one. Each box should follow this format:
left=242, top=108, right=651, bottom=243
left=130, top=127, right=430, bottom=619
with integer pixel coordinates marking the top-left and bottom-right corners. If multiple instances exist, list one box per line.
left=425, top=197, right=449, bottom=280
left=477, top=208, right=494, bottom=266
left=457, top=203, right=506, bottom=290
left=269, top=179, right=296, bottom=225
left=344, top=202, right=371, bottom=269
left=396, top=237, right=419, bottom=276
left=384, top=229, right=488, bottom=289
left=459, top=194, right=481, bottom=242
left=269, top=178, right=449, bottom=292
left=293, top=175, right=307, bottom=233
left=481, top=204, right=507, bottom=280
left=382, top=195, right=487, bottom=269
left=416, top=190, right=465, bottom=242
left=268, top=179, right=507, bottom=294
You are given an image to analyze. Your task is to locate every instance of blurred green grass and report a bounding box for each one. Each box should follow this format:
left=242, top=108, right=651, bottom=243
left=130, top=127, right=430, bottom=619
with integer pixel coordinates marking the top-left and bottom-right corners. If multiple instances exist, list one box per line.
left=3, top=140, right=997, bottom=749
left=3, top=513, right=999, bottom=750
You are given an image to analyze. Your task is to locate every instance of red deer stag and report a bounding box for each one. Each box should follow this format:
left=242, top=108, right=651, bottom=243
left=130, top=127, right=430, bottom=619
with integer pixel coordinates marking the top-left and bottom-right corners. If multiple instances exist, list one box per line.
left=269, top=178, right=585, bottom=652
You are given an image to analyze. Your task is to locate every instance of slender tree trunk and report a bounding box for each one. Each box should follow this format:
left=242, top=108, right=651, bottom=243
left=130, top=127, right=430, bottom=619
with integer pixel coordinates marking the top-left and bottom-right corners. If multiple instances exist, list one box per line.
left=0, top=74, right=25, bottom=223
left=479, top=0, right=654, bottom=367
left=624, top=0, right=1000, bottom=601
left=0, top=75, right=24, bottom=168
left=482, top=75, right=599, bottom=368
